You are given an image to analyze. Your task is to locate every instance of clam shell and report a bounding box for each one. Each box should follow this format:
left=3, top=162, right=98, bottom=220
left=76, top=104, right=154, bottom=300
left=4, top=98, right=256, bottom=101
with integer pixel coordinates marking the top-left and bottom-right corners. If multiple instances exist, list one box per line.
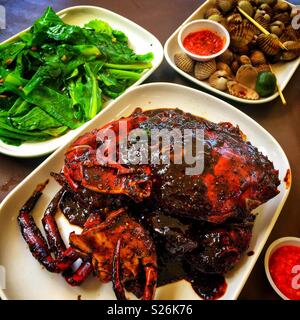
left=231, top=60, right=241, bottom=74
left=284, top=25, right=300, bottom=42
left=256, top=0, right=276, bottom=6
left=227, top=81, right=259, bottom=100
left=281, top=41, right=300, bottom=61
left=239, top=55, right=252, bottom=65
left=216, top=62, right=233, bottom=76
left=255, top=64, right=271, bottom=73
left=229, top=20, right=256, bottom=48
left=174, top=52, right=194, bottom=74
left=257, top=34, right=281, bottom=56
left=250, top=50, right=267, bottom=66
left=273, top=1, right=290, bottom=13
left=194, top=60, right=217, bottom=80
left=270, top=21, right=285, bottom=37
left=217, top=49, right=234, bottom=64
left=273, top=12, right=290, bottom=24
left=216, top=0, right=237, bottom=14
left=239, top=0, right=254, bottom=16
left=209, top=70, right=231, bottom=91
left=259, top=4, right=272, bottom=16
left=236, top=64, right=258, bottom=89
left=204, top=8, right=221, bottom=19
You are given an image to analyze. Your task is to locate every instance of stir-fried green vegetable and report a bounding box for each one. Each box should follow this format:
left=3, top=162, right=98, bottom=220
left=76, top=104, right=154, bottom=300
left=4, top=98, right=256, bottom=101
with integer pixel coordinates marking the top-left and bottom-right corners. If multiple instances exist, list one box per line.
left=0, top=7, right=153, bottom=146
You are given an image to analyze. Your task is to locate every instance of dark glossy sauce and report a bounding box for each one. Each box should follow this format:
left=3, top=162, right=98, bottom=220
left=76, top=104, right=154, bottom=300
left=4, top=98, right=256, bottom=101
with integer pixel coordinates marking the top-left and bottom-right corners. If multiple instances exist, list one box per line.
left=57, top=108, right=278, bottom=300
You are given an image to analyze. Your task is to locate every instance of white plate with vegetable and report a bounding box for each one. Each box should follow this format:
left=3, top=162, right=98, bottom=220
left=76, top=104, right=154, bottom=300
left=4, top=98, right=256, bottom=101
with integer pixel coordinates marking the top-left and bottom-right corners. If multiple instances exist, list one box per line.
left=164, top=0, right=300, bottom=104
left=0, top=83, right=291, bottom=300
left=0, top=6, right=163, bottom=157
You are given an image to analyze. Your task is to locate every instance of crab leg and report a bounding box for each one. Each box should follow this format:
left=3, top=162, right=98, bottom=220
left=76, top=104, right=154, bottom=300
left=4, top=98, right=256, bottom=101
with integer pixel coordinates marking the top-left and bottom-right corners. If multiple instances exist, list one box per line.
left=63, top=260, right=93, bottom=286
left=142, top=264, right=157, bottom=300
left=42, top=189, right=67, bottom=257
left=112, top=239, right=127, bottom=300
left=18, top=183, right=78, bottom=273
left=41, top=189, right=94, bottom=285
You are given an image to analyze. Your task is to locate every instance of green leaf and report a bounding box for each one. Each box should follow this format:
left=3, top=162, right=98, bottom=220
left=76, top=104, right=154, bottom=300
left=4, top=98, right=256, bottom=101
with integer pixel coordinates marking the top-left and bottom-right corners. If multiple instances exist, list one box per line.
left=84, top=19, right=113, bottom=36
left=23, top=85, right=80, bottom=129
left=8, top=97, right=31, bottom=116
left=12, top=106, right=62, bottom=131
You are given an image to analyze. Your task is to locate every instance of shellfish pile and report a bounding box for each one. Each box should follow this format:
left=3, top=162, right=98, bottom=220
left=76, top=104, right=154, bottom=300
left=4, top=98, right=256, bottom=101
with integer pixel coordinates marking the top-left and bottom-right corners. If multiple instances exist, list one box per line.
left=174, top=0, right=300, bottom=100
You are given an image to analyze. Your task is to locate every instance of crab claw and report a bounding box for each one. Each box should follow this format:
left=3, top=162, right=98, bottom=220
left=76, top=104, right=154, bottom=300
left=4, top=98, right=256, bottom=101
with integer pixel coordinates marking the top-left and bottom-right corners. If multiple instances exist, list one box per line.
left=69, top=208, right=157, bottom=300
left=112, top=238, right=157, bottom=300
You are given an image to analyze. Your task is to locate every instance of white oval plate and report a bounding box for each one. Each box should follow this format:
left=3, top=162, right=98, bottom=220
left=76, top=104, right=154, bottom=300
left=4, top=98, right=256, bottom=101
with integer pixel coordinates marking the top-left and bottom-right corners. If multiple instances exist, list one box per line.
left=164, top=0, right=300, bottom=105
left=0, top=83, right=291, bottom=300
left=0, top=6, right=163, bottom=158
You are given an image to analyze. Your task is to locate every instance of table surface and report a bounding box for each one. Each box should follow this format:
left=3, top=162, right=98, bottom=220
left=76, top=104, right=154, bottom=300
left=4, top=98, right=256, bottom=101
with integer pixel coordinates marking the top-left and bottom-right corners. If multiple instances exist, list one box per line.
left=0, top=0, right=299, bottom=300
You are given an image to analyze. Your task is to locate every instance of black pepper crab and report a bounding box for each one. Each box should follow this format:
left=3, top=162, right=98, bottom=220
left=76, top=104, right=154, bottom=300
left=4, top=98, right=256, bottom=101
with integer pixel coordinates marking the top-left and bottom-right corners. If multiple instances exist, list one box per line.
left=18, top=108, right=280, bottom=300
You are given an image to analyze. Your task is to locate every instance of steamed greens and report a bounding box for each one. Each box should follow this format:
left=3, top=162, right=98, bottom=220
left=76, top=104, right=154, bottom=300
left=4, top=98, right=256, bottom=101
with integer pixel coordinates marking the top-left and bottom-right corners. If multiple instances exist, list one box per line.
left=0, top=7, right=153, bottom=146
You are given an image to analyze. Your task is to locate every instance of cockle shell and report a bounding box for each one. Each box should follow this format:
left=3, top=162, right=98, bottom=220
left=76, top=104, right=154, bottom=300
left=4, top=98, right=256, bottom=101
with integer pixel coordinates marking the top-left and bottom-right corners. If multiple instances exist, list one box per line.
left=209, top=70, right=231, bottom=91
left=229, top=20, right=256, bottom=48
left=281, top=41, right=300, bottom=61
left=216, top=0, right=237, bottom=14
left=217, top=49, right=234, bottom=65
left=270, top=21, right=285, bottom=37
left=254, top=15, right=270, bottom=31
left=236, top=64, right=258, bottom=89
left=227, top=13, right=243, bottom=25
left=174, top=52, right=194, bottom=74
left=250, top=50, right=267, bottom=66
left=194, top=60, right=217, bottom=80
left=216, top=62, right=233, bottom=76
left=257, top=34, right=281, bottom=56
left=227, top=81, right=259, bottom=100
left=239, top=0, right=254, bottom=17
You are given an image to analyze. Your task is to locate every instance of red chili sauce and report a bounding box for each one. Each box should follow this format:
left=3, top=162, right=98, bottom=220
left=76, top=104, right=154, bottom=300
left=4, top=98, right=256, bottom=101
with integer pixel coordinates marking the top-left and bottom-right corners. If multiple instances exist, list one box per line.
left=183, top=29, right=224, bottom=56
left=269, top=245, right=300, bottom=300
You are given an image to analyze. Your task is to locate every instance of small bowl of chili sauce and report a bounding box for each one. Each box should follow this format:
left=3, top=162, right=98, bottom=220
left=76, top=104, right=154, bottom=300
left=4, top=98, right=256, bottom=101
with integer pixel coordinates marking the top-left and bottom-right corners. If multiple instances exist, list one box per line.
left=265, top=237, right=300, bottom=300
left=178, top=19, right=230, bottom=62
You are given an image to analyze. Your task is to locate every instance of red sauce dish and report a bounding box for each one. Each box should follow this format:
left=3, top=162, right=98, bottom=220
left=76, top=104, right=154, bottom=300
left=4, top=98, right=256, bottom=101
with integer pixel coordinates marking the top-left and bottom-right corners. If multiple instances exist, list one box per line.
left=265, top=238, right=300, bottom=300
left=183, top=29, right=224, bottom=56
left=178, top=20, right=230, bottom=62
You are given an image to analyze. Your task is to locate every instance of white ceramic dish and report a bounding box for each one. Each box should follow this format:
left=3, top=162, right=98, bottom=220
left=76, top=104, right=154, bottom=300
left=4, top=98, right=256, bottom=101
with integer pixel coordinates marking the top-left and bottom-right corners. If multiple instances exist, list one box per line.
left=265, top=237, right=300, bottom=300
left=177, top=19, right=230, bottom=61
left=164, top=0, right=300, bottom=104
left=0, top=83, right=291, bottom=300
left=0, top=5, right=163, bottom=158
